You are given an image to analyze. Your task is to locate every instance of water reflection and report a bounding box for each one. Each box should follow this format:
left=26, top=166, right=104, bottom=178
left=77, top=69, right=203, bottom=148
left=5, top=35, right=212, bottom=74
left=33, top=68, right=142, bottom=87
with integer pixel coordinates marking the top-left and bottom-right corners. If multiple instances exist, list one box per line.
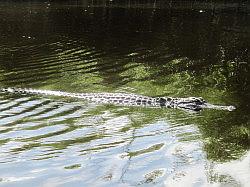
left=0, top=1, right=249, bottom=186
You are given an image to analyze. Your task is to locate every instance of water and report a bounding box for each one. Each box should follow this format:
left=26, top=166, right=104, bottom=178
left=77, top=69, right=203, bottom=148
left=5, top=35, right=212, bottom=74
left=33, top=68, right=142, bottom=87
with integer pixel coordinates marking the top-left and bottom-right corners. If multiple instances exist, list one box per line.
left=0, top=1, right=249, bottom=186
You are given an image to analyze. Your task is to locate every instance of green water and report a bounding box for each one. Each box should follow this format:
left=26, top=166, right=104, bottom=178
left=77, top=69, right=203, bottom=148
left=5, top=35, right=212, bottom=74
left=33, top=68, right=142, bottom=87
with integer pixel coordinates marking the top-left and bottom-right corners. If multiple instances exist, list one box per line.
left=0, top=2, right=249, bottom=186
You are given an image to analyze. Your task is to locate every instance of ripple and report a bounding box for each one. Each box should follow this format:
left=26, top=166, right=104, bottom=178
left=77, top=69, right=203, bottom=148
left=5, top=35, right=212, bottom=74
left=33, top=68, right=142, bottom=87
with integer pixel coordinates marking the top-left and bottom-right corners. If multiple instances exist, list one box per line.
left=0, top=98, right=53, bottom=125
left=0, top=38, right=106, bottom=85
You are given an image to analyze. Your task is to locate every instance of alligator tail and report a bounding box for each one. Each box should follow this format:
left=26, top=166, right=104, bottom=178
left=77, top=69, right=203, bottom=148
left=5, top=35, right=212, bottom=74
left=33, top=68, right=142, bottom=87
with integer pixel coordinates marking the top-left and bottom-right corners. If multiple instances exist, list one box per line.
left=0, top=87, right=81, bottom=98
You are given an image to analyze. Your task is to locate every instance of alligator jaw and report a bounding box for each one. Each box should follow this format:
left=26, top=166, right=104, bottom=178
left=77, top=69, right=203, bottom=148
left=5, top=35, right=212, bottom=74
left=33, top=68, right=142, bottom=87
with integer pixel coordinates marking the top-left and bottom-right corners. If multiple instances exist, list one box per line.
left=174, top=99, right=236, bottom=112
left=201, top=103, right=236, bottom=111
left=177, top=103, right=236, bottom=112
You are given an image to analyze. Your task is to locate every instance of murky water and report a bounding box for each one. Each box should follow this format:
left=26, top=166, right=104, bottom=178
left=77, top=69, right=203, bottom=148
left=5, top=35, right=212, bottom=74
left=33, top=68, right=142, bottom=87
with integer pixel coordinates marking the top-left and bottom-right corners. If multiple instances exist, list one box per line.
left=0, top=1, right=249, bottom=186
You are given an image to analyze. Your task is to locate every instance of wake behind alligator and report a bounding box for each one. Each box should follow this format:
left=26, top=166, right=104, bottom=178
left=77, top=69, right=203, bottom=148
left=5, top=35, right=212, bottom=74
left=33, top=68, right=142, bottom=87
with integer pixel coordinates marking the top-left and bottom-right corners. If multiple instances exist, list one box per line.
left=0, top=88, right=235, bottom=111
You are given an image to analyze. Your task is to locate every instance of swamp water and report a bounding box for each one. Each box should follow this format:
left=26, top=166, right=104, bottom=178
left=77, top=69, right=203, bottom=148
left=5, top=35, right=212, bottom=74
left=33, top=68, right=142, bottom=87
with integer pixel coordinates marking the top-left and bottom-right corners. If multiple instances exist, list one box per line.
left=0, top=1, right=249, bottom=186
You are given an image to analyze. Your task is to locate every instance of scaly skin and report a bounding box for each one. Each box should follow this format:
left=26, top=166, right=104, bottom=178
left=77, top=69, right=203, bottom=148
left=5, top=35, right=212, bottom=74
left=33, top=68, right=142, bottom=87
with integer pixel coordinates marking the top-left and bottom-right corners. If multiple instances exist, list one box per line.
left=0, top=88, right=235, bottom=111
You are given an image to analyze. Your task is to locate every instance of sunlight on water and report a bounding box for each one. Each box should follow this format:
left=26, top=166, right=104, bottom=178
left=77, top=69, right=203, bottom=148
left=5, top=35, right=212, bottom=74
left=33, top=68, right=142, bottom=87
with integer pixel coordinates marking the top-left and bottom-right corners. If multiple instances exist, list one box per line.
left=0, top=1, right=249, bottom=187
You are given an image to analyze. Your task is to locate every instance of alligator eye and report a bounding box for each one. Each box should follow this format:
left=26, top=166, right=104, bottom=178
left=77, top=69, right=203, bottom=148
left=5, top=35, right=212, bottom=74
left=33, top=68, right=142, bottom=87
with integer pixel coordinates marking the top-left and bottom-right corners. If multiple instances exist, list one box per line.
left=194, top=99, right=202, bottom=105
left=196, top=98, right=206, bottom=104
left=188, top=97, right=196, bottom=100
left=193, top=106, right=202, bottom=111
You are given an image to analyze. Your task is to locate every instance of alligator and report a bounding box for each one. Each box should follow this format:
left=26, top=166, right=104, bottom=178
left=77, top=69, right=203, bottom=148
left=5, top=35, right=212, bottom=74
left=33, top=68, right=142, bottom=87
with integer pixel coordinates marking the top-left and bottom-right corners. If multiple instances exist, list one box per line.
left=0, top=88, right=235, bottom=111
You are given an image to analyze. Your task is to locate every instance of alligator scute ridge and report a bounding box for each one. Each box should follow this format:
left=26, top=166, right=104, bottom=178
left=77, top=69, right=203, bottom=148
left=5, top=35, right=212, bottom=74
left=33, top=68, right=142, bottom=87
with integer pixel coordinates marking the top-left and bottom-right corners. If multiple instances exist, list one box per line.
left=0, top=87, right=236, bottom=112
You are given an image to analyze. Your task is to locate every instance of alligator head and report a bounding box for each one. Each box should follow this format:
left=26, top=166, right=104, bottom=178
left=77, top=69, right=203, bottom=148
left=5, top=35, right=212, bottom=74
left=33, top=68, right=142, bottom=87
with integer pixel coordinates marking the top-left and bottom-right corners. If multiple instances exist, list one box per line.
left=162, top=97, right=236, bottom=111
left=171, top=97, right=206, bottom=111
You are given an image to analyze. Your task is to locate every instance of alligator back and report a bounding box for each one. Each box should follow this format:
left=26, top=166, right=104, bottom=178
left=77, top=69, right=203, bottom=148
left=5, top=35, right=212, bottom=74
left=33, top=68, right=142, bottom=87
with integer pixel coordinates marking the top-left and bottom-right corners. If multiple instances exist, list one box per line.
left=0, top=88, right=160, bottom=107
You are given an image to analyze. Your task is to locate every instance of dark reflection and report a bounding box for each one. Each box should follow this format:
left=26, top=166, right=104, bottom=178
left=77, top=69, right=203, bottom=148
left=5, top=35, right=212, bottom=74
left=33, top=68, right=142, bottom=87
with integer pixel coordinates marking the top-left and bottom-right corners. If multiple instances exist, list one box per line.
left=0, top=1, right=249, bottom=164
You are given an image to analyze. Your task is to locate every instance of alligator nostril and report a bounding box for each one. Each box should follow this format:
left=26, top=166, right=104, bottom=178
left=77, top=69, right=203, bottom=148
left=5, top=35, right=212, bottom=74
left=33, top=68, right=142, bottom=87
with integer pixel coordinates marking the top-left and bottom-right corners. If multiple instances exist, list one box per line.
left=227, top=105, right=236, bottom=111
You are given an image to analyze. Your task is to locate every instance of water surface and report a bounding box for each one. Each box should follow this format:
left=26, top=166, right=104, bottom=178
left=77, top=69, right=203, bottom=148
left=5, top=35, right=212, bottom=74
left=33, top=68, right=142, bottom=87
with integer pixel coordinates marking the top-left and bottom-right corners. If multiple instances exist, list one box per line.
left=0, top=2, right=249, bottom=186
